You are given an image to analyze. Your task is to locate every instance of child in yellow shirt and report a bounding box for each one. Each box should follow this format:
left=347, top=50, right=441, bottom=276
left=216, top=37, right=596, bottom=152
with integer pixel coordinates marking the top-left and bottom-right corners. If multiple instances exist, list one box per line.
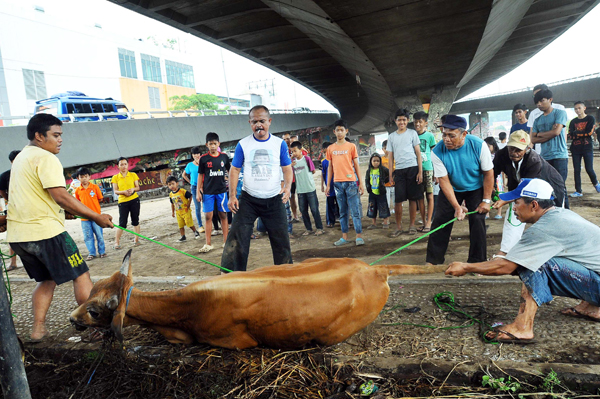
left=167, top=176, right=200, bottom=242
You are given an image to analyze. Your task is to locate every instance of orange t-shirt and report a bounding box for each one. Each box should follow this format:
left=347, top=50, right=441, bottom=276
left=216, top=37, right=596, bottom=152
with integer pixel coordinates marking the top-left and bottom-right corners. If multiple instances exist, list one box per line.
left=75, top=183, right=103, bottom=221
left=326, top=141, right=358, bottom=182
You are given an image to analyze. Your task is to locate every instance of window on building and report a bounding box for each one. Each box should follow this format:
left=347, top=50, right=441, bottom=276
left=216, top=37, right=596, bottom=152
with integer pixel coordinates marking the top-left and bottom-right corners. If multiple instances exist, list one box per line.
left=22, top=69, right=47, bottom=100
left=118, top=48, right=137, bottom=79
left=141, top=54, right=162, bottom=83
left=165, top=60, right=194, bottom=88
left=148, top=86, right=161, bottom=109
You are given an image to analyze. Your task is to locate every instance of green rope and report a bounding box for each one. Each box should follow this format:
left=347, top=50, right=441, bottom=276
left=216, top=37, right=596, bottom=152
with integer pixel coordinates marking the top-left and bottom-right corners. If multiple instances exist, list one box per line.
left=75, top=216, right=231, bottom=273
left=369, top=211, right=478, bottom=265
left=381, top=291, right=500, bottom=344
left=111, top=224, right=232, bottom=273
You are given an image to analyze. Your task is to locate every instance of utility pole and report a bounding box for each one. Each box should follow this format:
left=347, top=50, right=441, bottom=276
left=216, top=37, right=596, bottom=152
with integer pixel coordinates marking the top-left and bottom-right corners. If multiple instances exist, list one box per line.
left=0, top=271, right=31, bottom=399
left=220, top=49, right=231, bottom=106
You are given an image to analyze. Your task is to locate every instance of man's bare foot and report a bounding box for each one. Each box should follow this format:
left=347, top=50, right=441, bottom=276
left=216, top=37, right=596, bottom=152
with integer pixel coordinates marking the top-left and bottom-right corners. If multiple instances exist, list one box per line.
left=561, top=301, right=600, bottom=321
left=485, top=322, right=534, bottom=341
left=31, top=323, right=49, bottom=341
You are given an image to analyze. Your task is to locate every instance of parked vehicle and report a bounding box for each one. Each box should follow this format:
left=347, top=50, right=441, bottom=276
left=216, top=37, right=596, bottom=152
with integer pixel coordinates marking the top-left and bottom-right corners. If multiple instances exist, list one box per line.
left=35, top=91, right=129, bottom=122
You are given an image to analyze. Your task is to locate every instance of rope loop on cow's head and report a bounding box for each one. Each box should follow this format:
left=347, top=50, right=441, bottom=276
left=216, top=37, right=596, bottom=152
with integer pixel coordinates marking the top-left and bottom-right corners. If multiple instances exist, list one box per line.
left=125, top=286, right=134, bottom=313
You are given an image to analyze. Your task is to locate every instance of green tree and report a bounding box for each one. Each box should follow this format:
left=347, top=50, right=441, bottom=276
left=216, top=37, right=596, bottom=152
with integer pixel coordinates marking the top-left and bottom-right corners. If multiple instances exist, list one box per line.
left=169, top=94, right=220, bottom=111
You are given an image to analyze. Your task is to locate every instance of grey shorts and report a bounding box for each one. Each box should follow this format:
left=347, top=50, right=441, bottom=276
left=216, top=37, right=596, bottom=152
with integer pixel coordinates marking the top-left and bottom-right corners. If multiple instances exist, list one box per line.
left=10, top=231, right=89, bottom=285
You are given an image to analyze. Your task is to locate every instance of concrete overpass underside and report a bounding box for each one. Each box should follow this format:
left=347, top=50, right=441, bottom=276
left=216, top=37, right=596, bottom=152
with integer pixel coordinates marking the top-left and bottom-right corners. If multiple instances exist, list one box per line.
left=111, top=0, right=599, bottom=133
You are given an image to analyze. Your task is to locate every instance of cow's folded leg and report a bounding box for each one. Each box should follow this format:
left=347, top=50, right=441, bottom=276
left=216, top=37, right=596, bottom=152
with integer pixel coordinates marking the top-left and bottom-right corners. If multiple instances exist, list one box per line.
left=151, top=325, right=195, bottom=344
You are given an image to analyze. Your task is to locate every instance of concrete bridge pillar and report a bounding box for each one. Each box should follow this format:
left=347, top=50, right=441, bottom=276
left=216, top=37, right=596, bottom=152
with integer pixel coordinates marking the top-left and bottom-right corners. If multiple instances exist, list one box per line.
left=428, top=86, right=460, bottom=128
left=469, top=112, right=489, bottom=138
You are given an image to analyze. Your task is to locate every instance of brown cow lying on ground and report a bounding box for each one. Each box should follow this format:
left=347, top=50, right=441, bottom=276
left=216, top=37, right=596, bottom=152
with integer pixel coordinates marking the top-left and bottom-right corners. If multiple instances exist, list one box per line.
left=70, top=250, right=445, bottom=349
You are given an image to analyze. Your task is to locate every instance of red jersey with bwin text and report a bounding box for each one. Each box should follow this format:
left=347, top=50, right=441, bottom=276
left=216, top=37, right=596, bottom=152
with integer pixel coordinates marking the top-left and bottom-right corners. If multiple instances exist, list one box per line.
left=198, top=152, right=230, bottom=195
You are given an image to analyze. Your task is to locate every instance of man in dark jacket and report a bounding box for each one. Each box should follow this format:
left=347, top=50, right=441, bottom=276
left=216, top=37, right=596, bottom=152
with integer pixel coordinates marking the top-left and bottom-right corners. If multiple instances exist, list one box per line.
left=492, top=130, right=566, bottom=255
left=365, top=153, right=391, bottom=229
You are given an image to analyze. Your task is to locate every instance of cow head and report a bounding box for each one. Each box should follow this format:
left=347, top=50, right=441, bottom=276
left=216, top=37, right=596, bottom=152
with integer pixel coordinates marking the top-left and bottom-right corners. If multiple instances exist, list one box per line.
left=70, top=250, right=134, bottom=342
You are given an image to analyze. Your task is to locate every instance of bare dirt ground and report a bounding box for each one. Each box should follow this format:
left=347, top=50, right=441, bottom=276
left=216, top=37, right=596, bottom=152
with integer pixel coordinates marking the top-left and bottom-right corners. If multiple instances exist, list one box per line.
left=3, top=157, right=600, bottom=278
left=4, top=157, right=600, bottom=397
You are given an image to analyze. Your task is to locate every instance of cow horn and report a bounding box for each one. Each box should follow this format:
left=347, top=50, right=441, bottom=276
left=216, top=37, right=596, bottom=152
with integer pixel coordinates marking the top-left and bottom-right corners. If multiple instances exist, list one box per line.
left=120, top=249, right=133, bottom=277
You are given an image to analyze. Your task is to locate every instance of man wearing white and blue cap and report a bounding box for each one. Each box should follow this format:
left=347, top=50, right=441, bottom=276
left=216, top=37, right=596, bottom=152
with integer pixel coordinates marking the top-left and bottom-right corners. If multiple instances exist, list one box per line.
left=426, top=114, right=494, bottom=265
left=446, top=178, right=600, bottom=344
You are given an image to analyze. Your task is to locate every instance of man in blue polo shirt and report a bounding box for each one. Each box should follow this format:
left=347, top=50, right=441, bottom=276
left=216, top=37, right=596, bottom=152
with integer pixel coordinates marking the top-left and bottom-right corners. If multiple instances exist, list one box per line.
left=222, top=105, right=293, bottom=272
left=426, top=115, right=494, bottom=265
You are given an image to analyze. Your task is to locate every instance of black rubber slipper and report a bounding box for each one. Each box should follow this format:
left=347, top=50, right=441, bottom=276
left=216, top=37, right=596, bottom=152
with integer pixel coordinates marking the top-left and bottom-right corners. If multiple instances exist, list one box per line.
left=485, top=328, right=537, bottom=345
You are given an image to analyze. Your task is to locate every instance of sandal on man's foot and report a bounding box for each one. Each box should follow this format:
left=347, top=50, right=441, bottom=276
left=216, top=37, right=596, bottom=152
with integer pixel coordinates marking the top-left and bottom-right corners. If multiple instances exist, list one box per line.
left=382, top=223, right=390, bottom=229
left=315, top=229, right=325, bottom=236
left=86, top=255, right=95, bottom=261
left=408, top=227, right=417, bottom=235
left=99, top=253, right=108, bottom=258
left=366, top=224, right=378, bottom=230
left=133, top=241, right=141, bottom=247
left=560, top=307, right=600, bottom=322
left=485, top=328, right=537, bottom=345
left=302, top=230, right=314, bottom=236
left=389, top=229, right=402, bottom=238
left=417, top=226, right=431, bottom=233
left=5, top=265, right=17, bottom=272
left=334, top=238, right=351, bottom=246
left=198, top=244, right=214, bottom=253
left=114, top=244, right=122, bottom=250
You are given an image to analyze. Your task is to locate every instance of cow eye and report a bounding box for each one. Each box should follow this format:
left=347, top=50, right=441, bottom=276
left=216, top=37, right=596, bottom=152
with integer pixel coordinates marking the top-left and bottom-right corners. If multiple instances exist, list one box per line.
left=88, top=309, right=100, bottom=319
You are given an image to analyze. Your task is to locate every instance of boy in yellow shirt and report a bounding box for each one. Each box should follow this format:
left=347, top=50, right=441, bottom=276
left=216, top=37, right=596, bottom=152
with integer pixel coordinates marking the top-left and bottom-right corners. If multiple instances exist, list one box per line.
left=167, top=176, right=200, bottom=242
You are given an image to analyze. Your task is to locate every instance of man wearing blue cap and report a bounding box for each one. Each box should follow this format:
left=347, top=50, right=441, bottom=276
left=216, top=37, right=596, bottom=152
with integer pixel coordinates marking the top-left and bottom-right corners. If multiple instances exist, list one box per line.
left=426, top=114, right=494, bottom=265
left=446, top=178, right=600, bottom=343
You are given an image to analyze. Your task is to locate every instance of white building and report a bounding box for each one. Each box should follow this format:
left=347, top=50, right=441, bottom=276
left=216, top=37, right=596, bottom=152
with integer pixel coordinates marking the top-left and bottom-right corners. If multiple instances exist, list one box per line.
left=0, top=2, right=199, bottom=122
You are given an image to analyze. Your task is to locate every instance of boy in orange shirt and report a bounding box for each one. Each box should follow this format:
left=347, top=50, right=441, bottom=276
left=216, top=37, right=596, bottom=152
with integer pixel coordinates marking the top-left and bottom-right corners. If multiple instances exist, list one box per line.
left=325, top=119, right=365, bottom=246
left=74, top=167, right=106, bottom=260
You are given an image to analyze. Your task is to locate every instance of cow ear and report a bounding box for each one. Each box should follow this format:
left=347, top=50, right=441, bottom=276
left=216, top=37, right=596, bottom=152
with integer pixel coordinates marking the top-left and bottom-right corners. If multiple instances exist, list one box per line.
left=106, top=295, right=119, bottom=311
left=110, top=304, right=126, bottom=343
left=120, top=249, right=133, bottom=277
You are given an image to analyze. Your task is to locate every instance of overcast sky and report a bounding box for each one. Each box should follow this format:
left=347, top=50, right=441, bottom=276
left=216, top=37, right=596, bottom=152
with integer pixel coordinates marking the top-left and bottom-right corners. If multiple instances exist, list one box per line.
left=3, top=0, right=599, bottom=109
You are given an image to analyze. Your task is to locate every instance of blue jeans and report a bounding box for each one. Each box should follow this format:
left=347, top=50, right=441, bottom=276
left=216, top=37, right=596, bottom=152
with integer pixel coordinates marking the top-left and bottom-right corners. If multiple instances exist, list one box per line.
left=546, top=158, right=569, bottom=208
left=572, top=151, right=598, bottom=193
left=190, top=185, right=203, bottom=227
left=519, top=257, right=600, bottom=307
left=334, top=181, right=362, bottom=234
left=81, top=220, right=105, bottom=257
left=298, top=190, right=323, bottom=231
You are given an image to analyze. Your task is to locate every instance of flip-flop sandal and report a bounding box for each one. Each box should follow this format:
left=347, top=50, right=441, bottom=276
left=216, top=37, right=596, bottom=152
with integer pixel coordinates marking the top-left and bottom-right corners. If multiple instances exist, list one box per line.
left=417, top=226, right=431, bottom=233
left=100, top=254, right=108, bottom=258
left=560, top=307, right=600, bottom=322
left=5, top=265, right=17, bottom=272
left=133, top=241, right=141, bottom=247
left=366, top=225, right=378, bottom=230
left=302, top=231, right=314, bottom=236
left=485, top=328, right=537, bottom=345
left=315, top=230, right=325, bottom=236
left=86, top=255, right=95, bottom=261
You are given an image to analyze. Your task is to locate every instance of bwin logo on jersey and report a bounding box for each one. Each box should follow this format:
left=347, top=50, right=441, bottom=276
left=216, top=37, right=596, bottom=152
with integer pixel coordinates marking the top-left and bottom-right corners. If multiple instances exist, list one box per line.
left=210, top=170, right=224, bottom=177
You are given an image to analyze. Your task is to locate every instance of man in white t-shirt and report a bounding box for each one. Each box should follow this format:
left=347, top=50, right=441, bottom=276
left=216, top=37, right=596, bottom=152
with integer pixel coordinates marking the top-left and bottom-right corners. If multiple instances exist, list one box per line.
left=527, top=84, right=565, bottom=154
left=222, top=105, right=293, bottom=272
